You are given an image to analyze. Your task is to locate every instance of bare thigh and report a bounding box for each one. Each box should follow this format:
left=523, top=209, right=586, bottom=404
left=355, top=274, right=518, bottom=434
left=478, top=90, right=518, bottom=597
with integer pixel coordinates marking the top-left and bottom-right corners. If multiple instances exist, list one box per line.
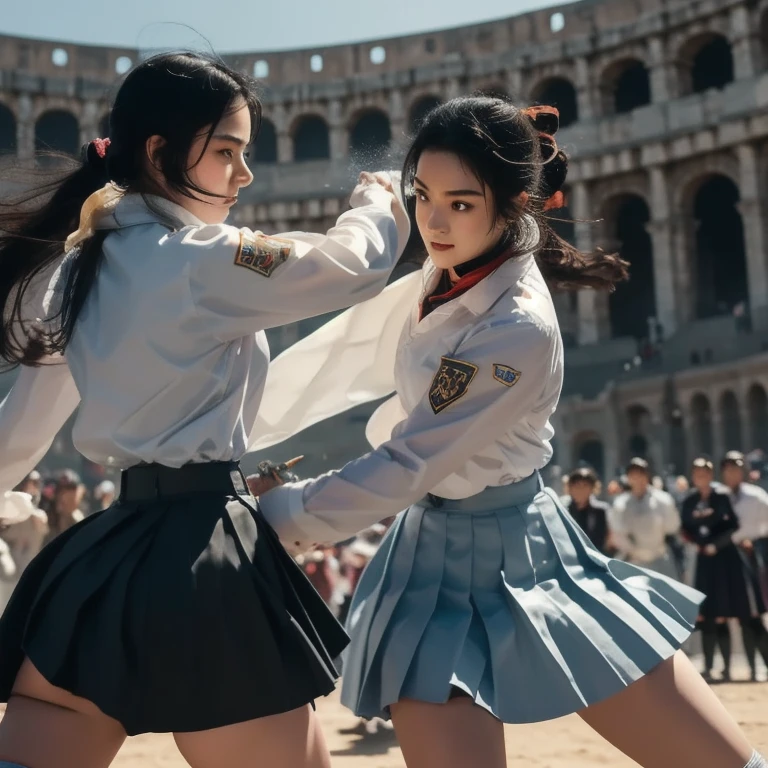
left=391, top=695, right=506, bottom=768
left=174, top=704, right=331, bottom=768
left=0, top=658, right=126, bottom=768
left=579, top=651, right=753, bottom=768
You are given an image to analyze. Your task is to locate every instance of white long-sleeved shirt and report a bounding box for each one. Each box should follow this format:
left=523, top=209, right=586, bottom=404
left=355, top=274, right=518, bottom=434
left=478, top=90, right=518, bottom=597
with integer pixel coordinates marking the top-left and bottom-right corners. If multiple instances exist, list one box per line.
left=0, top=181, right=409, bottom=492
left=729, top=483, right=768, bottom=542
left=609, top=489, right=680, bottom=563
left=259, top=219, right=564, bottom=549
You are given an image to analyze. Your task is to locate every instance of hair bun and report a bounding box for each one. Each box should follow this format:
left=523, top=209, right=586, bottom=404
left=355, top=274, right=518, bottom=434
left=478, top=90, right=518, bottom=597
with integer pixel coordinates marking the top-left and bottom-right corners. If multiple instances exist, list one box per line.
left=523, top=105, right=560, bottom=136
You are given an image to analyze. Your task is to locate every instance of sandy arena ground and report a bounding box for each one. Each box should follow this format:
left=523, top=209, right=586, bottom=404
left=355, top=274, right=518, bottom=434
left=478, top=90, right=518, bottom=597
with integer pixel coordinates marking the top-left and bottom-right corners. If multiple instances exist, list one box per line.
left=101, top=679, right=767, bottom=767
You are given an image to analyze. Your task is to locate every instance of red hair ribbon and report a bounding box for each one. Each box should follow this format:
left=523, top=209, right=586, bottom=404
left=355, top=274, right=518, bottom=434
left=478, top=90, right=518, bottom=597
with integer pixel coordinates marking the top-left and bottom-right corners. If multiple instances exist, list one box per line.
left=91, top=138, right=111, bottom=159
left=521, top=106, right=565, bottom=211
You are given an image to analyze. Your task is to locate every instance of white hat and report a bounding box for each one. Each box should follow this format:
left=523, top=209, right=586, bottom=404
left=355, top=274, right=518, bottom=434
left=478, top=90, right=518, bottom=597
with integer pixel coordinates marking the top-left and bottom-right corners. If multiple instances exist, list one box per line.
left=94, top=480, right=116, bottom=498
left=0, top=491, right=37, bottom=525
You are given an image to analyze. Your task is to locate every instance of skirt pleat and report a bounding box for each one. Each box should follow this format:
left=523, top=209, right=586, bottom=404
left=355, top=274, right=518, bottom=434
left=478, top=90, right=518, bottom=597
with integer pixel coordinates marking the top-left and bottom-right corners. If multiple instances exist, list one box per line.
left=341, top=477, right=704, bottom=723
left=0, top=491, right=348, bottom=735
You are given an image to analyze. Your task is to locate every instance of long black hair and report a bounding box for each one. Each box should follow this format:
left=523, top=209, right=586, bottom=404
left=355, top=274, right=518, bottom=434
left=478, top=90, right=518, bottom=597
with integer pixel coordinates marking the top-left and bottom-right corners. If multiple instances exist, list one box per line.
left=400, top=95, right=628, bottom=291
left=0, top=51, right=261, bottom=368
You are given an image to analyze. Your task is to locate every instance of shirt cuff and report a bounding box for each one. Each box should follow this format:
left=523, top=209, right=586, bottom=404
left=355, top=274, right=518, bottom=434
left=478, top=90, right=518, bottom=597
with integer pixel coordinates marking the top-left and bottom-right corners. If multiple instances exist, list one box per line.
left=258, top=479, right=341, bottom=552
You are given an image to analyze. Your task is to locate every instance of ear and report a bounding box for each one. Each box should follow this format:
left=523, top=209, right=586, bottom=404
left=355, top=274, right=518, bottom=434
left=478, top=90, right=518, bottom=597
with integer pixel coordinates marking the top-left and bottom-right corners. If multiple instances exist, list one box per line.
left=145, top=135, right=166, bottom=171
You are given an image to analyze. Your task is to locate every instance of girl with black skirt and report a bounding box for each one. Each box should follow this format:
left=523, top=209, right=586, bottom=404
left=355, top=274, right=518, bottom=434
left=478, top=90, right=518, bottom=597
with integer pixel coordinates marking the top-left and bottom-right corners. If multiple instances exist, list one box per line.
left=681, top=457, right=767, bottom=682
left=0, top=52, right=407, bottom=768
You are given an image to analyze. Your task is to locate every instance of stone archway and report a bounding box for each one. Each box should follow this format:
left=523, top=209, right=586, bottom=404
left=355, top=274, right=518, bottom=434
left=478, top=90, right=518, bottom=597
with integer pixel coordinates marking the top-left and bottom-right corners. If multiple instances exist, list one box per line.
left=0, top=103, right=17, bottom=154
left=530, top=77, right=578, bottom=128
left=35, top=109, right=80, bottom=158
left=690, top=393, right=714, bottom=457
left=601, top=59, right=651, bottom=115
left=252, top=118, right=277, bottom=164
left=747, top=383, right=768, bottom=452
left=408, top=96, right=442, bottom=133
left=292, top=115, right=330, bottom=161
left=719, top=390, right=742, bottom=453
left=349, top=109, right=392, bottom=165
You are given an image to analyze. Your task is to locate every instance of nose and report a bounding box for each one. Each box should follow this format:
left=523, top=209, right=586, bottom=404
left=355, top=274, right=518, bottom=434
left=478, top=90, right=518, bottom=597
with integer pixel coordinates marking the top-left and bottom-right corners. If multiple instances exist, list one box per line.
left=238, top=156, right=254, bottom=187
left=427, top=207, right=449, bottom=234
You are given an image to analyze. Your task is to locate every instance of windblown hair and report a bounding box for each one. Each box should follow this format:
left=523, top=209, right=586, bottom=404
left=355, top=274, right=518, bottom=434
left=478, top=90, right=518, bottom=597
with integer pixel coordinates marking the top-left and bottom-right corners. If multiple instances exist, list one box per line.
left=400, top=95, right=628, bottom=291
left=0, top=51, right=261, bottom=368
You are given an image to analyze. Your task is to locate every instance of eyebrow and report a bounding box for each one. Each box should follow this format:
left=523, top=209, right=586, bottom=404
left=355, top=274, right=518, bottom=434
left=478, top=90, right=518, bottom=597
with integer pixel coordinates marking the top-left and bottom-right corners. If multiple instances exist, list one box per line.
left=212, top=133, right=248, bottom=147
left=414, top=176, right=485, bottom=197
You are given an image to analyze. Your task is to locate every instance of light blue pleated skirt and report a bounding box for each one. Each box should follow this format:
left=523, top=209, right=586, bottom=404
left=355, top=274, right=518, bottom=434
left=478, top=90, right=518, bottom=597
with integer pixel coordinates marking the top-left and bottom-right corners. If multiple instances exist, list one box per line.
left=341, top=473, right=704, bottom=723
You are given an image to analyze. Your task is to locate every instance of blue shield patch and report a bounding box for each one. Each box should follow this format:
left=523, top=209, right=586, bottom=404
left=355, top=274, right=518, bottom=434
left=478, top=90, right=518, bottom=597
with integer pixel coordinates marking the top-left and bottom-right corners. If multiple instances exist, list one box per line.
left=492, top=364, right=521, bottom=387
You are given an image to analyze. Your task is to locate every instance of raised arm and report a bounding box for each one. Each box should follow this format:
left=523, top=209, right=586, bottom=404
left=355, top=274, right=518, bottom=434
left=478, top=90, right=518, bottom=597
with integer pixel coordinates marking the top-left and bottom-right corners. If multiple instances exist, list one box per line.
left=186, top=174, right=411, bottom=340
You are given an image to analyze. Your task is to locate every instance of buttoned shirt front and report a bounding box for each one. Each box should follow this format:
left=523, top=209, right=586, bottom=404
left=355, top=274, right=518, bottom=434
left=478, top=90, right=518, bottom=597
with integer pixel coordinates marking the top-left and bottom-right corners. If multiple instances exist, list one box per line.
left=729, top=483, right=768, bottom=542
left=609, top=489, right=680, bottom=563
left=258, top=220, right=565, bottom=549
left=0, top=181, right=408, bottom=493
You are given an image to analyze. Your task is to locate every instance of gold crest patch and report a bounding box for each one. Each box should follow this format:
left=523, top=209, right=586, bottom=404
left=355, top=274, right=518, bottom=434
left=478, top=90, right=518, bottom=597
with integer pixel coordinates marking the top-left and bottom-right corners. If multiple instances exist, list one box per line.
left=234, top=231, right=293, bottom=277
left=492, top=364, right=521, bottom=387
left=428, top=356, right=478, bottom=414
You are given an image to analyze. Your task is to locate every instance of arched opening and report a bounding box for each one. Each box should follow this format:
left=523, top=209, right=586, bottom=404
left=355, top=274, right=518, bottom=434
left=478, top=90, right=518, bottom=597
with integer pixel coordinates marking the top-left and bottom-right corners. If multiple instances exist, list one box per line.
left=690, top=393, right=714, bottom=457
left=761, top=11, right=768, bottom=72
left=98, top=113, right=110, bottom=138
left=530, top=77, right=578, bottom=128
left=408, top=96, right=442, bottom=133
left=747, top=384, right=768, bottom=452
left=35, top=110, right=80, bottom=158
left=604, top=195, right=655, bottom=339
left=626, top=404, right=652, bottom=460
left=691, top=175, right=747, bottom=319
left=349, top=110, right=391, bottom=165
left=293, top=115, right=330, bottom=161
left=574, top=433, right=606, bottom=479
left=719, top=391, right=742, bottom=452
left=253, top=118, right=277, bottom=164
left=603, top=59, right=651, bottom=115
left=681, top=34, right=735, bottom=94
left=0, top=103, right=16, bottom=155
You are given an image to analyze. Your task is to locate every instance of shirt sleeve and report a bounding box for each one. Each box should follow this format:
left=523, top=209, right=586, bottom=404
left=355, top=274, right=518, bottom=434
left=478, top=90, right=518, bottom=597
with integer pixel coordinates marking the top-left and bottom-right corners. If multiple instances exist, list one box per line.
left=258, top=318, right=559, bottom=549
left=186, top=178, right=410, bottom=339
left=659, top=491, right=681, bottom=535
left=608, top=497, right=632, bottom=557
left=0, top=360, right=80, bottom=496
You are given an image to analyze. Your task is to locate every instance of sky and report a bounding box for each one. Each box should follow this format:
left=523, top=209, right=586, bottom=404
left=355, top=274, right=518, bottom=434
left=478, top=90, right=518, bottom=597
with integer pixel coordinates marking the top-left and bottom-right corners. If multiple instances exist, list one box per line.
left=1, top=0, right=568, bottom=52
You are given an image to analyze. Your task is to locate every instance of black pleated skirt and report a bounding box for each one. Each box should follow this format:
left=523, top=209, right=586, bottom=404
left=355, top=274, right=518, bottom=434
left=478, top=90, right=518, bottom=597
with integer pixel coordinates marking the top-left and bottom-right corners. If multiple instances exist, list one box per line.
left=0, top=462, right=348, bottom=735
left=695, top=543, right=767, bottom=620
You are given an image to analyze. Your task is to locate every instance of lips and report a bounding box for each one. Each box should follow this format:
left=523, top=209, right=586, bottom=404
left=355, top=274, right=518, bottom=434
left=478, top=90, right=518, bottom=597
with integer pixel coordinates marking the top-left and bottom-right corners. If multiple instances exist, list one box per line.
left=430, top=242, right=454, bottom=251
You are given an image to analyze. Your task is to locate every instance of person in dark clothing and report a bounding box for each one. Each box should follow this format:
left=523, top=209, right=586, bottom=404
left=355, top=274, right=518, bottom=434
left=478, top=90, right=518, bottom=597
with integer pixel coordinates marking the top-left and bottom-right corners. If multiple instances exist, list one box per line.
left=682, top=457, right=767, bottom=682
left=566, top=467, right=612, bottom=555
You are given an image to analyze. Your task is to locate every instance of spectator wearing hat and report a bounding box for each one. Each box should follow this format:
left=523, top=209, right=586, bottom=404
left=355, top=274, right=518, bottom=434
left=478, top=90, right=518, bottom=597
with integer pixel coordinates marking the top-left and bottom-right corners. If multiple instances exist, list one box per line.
left=566, top=468, right=612, bottom=555
left=720, top=451, right=768, bottom=681
left=609, top=458, right=681, bottom=579
left=682, top=457, right=767, bottom=682
left=43, top=470, right=86, bottom=546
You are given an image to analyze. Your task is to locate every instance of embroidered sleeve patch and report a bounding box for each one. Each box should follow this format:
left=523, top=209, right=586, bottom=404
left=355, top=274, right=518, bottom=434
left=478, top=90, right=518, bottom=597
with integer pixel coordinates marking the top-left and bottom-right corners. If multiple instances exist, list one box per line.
left=234, top=231, right=293, bottom=277
left=492, top=364, right=521, bottom=387
left=428, top=356, right=478, bottom=414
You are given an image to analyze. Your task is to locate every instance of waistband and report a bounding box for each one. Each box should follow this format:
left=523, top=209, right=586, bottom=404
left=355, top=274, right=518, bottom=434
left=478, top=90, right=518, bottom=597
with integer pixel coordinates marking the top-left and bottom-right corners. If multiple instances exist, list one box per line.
left=119, top=461, right=249, bottom=502
left=419, top=472, right=544, bottom=514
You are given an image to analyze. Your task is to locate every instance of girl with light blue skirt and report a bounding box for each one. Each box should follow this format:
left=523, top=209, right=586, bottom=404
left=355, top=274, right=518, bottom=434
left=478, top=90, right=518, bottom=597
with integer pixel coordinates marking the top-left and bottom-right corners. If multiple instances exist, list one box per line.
left=257, top=96, right=766, bottom=768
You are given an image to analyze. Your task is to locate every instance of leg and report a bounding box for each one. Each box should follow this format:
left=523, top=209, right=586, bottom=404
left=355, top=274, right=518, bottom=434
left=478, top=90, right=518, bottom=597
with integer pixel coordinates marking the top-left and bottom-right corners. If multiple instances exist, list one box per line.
left=717, top=621, right=732, bottom=679
left=751, top=617, right=768, bottom=671
left=579, top=651, right=754, bottom=768
left=390, top=695, right=506, bottom=768
left=701, top=619, right=717, bottom=679
left=174, top=704, right=330, bottom=768
left=0, top=658, right=126, bottom=768
left=740, top=618, right=758, bottom=679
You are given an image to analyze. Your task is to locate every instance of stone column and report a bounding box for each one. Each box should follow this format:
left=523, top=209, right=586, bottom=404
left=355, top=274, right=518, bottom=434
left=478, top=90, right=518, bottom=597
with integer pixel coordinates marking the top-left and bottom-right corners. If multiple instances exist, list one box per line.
left=505, top=69, right=523, bottom=101
left=79, top=100, right=100, bottom=146
left=572, top=182, right=611, bottom=343
left=737, top=143, right=768, bottom=329
left=646, top=166, right=678, bottom=336
left=648, top=36, right=672, bottom=102
left=711, top=404, right=725, bottom=465
left=388, top=88, right=407, bottom=147
left=16, top=93, right=35, bottom=160
left=730, top=5, right=760, bottom=80
left=574, top=57, right=594, bottom=121
left=328, top=99, right=346, bottom=160
left=273, top=104, right=293, bottom=164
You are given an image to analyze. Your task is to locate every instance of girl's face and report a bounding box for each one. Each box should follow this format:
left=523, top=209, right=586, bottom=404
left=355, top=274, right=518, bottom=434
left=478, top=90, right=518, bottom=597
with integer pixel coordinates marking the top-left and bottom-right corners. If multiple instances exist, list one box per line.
left=692, top=467, right=713, bottom=492
left=173, top=99, right=254, bottom=225
left=413, top=150, right=507, bottom=271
